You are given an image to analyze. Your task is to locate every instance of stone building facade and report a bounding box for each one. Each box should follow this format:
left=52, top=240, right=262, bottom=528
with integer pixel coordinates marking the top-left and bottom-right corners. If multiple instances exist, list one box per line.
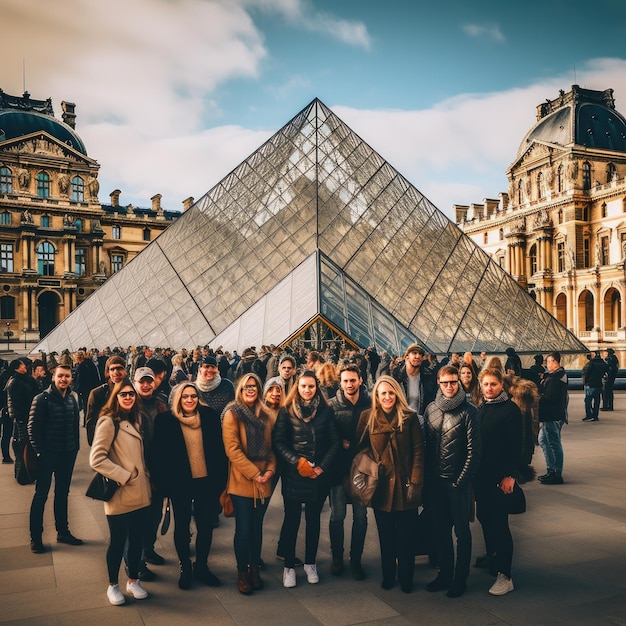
left=456, top=85, right=626, bottom=362
left=0, top=89, right=186, bottom=344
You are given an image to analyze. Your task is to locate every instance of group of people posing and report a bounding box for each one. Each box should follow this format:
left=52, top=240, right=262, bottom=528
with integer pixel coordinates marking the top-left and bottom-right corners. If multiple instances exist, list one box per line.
left=10, top=341, right=569, bottom=606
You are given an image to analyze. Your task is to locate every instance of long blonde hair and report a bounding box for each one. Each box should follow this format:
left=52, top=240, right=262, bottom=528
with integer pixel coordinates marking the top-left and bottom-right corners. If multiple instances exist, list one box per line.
left=170, top=382, right=207, bottom=420
left=364, top=375, right=412, bottom=434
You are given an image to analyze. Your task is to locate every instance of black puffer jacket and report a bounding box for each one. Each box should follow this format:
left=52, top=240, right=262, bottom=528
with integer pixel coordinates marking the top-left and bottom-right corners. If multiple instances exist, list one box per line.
left=28, top=385, right=80, bottom=455
left=273, top=400, right=340, bottom=502
left=423, top=393, right=481, bottom=488
left=7, top=372, right=39, bottom=424
left=328, top=386, right=370, bottom=485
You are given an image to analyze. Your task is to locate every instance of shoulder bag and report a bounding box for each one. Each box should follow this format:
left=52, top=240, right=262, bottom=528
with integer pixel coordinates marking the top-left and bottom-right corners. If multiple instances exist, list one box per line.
left=86, top=419, right=120, bottom=501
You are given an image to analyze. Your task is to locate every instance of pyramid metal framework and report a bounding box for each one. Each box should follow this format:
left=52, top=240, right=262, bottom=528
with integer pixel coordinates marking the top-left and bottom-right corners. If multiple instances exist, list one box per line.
left=35, top=99, right=586, bottom=356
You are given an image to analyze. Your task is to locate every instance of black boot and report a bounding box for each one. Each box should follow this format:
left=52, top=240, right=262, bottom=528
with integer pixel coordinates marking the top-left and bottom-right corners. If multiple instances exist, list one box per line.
left=178, top=560, right=192, bottom=590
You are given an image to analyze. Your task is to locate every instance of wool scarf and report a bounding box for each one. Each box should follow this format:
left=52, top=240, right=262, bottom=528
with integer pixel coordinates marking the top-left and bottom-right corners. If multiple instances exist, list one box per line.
left=434, top=386, right=467, bottom=412
left=196, top=374, right=222, bottom=393
left=483, top=390, right=509, bottom=404
left=176, top=411, right=208, bottom=479
left=228, top=401, right=269, bottom=462
left=292, top=395, right=320, bottom=423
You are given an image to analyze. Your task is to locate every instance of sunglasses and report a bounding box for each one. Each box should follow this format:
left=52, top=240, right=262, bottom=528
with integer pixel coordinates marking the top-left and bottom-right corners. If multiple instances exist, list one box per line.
left=118, top=391, right=136, bottom=398
left=439, top=380, right=459, bottom=386
left=243, top=385, right=258, bottom=391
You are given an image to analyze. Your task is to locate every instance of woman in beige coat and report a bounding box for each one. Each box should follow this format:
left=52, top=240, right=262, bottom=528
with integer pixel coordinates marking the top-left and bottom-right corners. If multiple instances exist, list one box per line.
left=222, top=373, right=277, bottom=595
left=356, top=375, right=424, bottom=593
left=90, top=378, right=151, bottom=606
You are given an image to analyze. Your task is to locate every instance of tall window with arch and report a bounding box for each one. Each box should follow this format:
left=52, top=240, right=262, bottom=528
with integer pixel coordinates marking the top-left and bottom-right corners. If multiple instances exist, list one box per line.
left=37, top=172, right=50, bottom=198
left=37, top=241, right=55, bottom=276
left=0, top=166, right=12, bottom=194
left=529, top=243, right=537, bottom=275
left=606, top=162, right=617, bottom=183
left=71, top=176, right=84, bottom=202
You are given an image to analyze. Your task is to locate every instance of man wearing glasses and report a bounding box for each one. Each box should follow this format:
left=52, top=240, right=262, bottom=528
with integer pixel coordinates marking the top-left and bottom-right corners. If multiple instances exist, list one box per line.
left=423, top=365, right=481, bottom=598
left=85, top=356, right=127, bottom=445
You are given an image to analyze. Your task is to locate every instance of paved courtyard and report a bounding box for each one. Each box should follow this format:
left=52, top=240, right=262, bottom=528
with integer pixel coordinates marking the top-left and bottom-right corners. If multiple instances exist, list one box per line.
left=1, top=391, right=625, bottom=625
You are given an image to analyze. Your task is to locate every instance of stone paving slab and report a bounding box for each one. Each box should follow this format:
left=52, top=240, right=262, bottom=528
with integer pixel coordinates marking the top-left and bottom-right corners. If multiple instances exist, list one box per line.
left=1, top=391, right=626, bottom=624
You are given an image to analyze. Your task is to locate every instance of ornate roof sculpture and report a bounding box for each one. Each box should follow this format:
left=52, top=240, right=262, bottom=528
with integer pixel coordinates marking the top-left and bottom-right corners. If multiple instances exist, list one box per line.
left=34, top=99, right=586, bottom=355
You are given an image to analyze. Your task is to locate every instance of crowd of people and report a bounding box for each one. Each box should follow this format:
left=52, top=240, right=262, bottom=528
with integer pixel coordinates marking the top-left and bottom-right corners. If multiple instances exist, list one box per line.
left=0, top=340, right=603, bottom=606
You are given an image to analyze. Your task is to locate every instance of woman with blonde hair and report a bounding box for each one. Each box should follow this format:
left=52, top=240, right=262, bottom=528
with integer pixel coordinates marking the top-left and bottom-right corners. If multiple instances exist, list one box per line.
left=222, top=374, right=277, bottom=594
left=356, top=375, right=424, bottom=593
left=151, top=382, right=227, bottom=590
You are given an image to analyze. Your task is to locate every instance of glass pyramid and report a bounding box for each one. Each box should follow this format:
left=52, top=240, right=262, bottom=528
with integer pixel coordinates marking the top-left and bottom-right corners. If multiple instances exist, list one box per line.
left=34, top=99, right=586, bottom=356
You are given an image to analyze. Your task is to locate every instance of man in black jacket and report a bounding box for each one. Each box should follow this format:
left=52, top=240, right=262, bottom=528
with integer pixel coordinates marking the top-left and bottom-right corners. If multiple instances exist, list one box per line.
left=582, top=352, right=608, bottom=421
left=393, top=344, right=436, bottom=425
left=28, top=362, right=83, bottom=553
left=423, top=365, right=481, bottom=598
left=327, top=364, right=370, bottom=579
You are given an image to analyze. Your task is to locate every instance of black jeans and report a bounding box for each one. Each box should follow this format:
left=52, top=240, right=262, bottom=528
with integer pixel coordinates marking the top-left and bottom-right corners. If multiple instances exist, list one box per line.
left=171, top=477, right=219, bottom=567
left=373, top=508, right=416, bottom=586
left=430, top=478, right=472, bottom=583
left=29, top=450, right=77, bottom=540
left=0, top=409, right=11, bottom=460
left=107, top=507, right=148, bottom=583
left=475, top=482, right=513, bottom=578
left=280, top=496, right=325, bottom=568
left=231, top=494, right=270, bottom=571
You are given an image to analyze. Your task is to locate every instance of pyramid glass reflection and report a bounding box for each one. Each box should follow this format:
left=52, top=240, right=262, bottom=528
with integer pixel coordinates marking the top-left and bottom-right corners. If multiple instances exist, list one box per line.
left=35, top=99, right=586, bottom=355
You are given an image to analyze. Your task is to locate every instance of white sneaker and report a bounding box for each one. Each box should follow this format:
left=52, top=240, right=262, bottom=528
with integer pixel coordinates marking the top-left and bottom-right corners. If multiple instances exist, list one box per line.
left=107, top=584, right=125, bottom=606
left=126, top=579, right=149, bottom=599
left=489, top=572, right=514, bottom=596
left=283, top=567, right=296, bottom=588
left=304, top=563, right=319, bottom=584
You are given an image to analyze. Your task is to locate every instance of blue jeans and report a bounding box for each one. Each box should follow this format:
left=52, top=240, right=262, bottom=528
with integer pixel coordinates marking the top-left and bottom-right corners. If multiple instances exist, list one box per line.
left=231, top=494, right=270, bottom=571
left=584, top=386, right=601, bottom=419
left=538, top=420, right=564, bottom=474
left=29, top=450, right=78, bottom=540
left=328, top=484, right=367, bottom=560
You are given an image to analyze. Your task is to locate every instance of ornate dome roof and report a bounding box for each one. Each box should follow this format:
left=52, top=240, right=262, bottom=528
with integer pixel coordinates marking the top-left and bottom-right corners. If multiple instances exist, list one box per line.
left=516, top=85, right=626, bottom=158
left=0, top=90, right=87, bottom=155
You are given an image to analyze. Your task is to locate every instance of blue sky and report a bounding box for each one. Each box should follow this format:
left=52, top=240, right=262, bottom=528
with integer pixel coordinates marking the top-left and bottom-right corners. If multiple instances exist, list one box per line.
left=4, top=0, right=626, bottom=217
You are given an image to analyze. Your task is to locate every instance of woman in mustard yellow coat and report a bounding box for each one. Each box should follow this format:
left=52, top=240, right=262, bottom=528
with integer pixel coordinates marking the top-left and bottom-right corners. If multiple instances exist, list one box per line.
left=222, top=373, right=277, bottom=594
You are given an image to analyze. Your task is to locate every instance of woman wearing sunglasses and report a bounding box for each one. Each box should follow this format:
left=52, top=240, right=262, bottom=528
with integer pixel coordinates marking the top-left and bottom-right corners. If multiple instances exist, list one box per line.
left=222, top=373, right=277, bottom=594
left=150, top=382, right=227, bottom=590
left=89, top=378, right=151, bottom=606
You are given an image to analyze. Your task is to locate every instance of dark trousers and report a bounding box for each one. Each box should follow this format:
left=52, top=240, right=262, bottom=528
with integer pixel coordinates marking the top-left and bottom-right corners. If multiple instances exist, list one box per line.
left=475, top=483, right=513, bottom=578
left=171, top=478, right=218, bottom=567
left=0, top=410, right=11, bottom=460
left=281, top=496, right=325, bottom=568
left=29, top=450, right=77, bottom=540
left=143, top=488, right=164, bottom=553
left=430, top=479, right=472, bottom=583
left=373, top=508, right=416, bottom=587
left=231, top=494, right=270, bottom=571
left=603, top=377, right=616, bottom=410
left=106, top=507, right=148, bottom=583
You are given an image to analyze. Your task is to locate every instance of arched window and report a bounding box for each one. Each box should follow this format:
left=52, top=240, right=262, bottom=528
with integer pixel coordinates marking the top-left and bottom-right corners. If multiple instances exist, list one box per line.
left=602, top=203, right=607, bottom=218
left=498, top=228, right=504, bottom=241
left=0, top=166, right=12, bottom=194
left=556, top=164, right=563, bottom=193
left=37, top=241, right=55, bottom=276
left=582, top=161, right=592, bottom=191
left=74, top=218, right=82, bottom=232
left=0, top=295, right=15, bottom=319
left=606, top=162, right=617, bottom=183
left=71, top=176, right=84, bottom=202
left=37, top=172, right=50, bottom=198
left=529, top=243, right=537, bottom=275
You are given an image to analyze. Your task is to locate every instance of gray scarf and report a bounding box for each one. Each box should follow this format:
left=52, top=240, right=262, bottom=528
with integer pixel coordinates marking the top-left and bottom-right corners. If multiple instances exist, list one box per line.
left=434, top=386, right=466, bottom=412
left=484, top=390, right=509, bottom=404
left=196, top=374, right=222, bottom=393
left=293, top=395, right=320, bottom=423
left=227, top=401, right=269, bottom=462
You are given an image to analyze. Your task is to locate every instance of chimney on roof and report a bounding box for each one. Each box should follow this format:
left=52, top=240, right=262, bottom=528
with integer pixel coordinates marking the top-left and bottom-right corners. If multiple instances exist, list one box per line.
left=183, top=196, right=194, bottom=211
left=110, top=189, right=121, bottom=207
left=61, top=101, right=77, bottom=129
left=151, top=194, right=162, bottom=212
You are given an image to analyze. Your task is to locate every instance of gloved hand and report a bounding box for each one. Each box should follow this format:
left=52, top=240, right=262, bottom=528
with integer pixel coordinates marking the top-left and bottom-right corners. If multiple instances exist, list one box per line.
left=297, top=457, right=317, bottom=478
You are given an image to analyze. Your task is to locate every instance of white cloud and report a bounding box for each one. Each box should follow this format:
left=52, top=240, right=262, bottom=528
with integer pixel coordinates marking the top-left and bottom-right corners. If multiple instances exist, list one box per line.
left=462, top=23, right=505, bottom=43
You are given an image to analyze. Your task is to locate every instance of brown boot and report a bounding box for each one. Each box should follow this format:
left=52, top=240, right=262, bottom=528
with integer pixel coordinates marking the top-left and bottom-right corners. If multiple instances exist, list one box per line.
left=237, top=570, right=252, bottom=595
left=248, top=564, right=263, bottom=590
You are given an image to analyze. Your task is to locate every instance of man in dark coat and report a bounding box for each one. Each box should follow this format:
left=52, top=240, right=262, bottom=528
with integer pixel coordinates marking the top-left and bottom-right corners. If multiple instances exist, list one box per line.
left=28, top=362, right=82, bottom=553
left=582, top=351, right=608, bottom=421
left=601, top=348, right=619, bottom=411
